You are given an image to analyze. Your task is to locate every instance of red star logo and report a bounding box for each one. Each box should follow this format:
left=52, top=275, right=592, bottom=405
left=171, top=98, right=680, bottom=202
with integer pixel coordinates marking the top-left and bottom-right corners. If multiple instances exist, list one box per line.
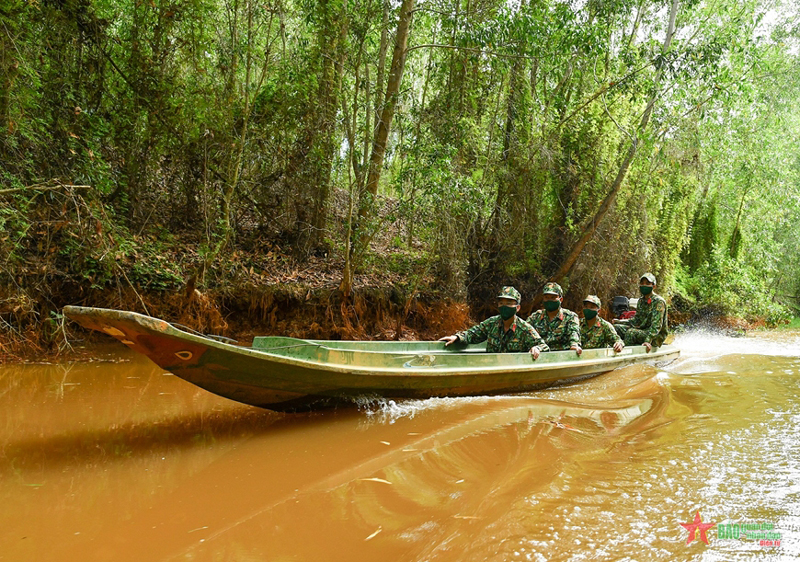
left=681, top=511, right=716, bottom=545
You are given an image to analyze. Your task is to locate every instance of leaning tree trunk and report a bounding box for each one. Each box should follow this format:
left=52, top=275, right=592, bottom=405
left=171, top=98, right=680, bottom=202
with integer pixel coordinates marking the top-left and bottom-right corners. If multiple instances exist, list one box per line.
left=728, top=171, right=751, bottom=258
left=357, top=0, right=414, bottom=226
left=340, top=0, right=414, bottom=296
left=549, top=0, right=680, bottom=287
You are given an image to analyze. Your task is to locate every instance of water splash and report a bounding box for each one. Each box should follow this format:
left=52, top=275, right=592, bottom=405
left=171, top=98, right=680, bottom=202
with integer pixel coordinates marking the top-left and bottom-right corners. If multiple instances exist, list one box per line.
left=354, top=395, right=502, bottom=423
left=673, top=328, right=800, bottom=358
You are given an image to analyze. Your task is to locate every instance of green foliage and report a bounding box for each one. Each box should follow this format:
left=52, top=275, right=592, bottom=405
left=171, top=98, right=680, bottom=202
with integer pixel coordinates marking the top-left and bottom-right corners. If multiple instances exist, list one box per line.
left=728, top=225, right=743, bottom=259
left=1, top=0, right=799, bottom=329
left=783, top=317, right=800, bottom=330
left=679, top=248, right=792, bottom=326
left=683, top=203, right=719, bottom=272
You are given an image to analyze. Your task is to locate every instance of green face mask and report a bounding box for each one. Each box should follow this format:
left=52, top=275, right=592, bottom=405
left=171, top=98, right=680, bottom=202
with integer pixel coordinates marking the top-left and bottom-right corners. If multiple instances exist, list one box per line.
left=499, top=305, right=517, bottom=320
left=543, top=300, right=560, bottom=312
left=583, top=309, right=598, bottom=320
left=639, top=285, right=653, bottom=296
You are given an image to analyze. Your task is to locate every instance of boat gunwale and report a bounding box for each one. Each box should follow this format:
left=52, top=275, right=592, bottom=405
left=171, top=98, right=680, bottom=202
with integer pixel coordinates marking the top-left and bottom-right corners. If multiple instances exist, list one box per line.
left=251, top=349, right=679, bottom=377
left=252, top=341, right=677, bottom=377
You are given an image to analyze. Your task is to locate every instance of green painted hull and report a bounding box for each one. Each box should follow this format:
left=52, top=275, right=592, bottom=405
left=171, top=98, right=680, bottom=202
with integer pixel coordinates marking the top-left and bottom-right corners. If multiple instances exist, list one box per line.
left=63, top=306, right=680, bottom=412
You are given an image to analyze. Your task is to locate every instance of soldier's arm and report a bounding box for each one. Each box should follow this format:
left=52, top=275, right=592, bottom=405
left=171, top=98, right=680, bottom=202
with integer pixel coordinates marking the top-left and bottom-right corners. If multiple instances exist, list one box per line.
left=567, top=314, right=581, bottom=348
left=524, top=326, right=550, bottom=353
left=604, top=322, right=624, bottom=348
left=457, top=317, right=492, bottom=345
left=644, top=301, right=667, bottom=345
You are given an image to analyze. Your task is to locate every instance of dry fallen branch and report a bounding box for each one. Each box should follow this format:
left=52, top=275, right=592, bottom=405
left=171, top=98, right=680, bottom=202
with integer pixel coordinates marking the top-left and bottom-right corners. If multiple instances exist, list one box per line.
left=0, top=180, right=92, bottom=196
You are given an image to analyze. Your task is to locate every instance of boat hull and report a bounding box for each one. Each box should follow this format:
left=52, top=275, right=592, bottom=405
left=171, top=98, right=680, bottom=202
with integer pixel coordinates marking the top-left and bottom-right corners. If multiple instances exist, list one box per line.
left=63, top=306, right=679, bottom=412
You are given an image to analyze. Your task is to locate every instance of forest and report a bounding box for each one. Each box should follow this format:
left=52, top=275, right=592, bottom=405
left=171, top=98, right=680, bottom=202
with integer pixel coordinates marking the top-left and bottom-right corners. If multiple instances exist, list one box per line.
left=1, top=0, right=800, bottom=355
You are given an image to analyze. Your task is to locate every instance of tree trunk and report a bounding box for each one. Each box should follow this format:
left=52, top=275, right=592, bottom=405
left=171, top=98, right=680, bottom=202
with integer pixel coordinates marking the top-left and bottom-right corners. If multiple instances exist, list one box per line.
left=729, top=174, right=750, bottom=258
left=0, top=13, right=19, bottom=136
left=360, top=0, right=414, bottom=216
left=487, top=56, right=524, bottom=264
left=286, top=0, right=349, bottom=257
left=406, top=22, right=437, bottom=247
left=341, top=0, right=414, bottom=295
left=310, top=12, right=349, bottom=240
left=548, top=0, right=680, bottom=287
left=374, top=0, right=390, bottom=130
left=219, top=0, right=254, bottom=248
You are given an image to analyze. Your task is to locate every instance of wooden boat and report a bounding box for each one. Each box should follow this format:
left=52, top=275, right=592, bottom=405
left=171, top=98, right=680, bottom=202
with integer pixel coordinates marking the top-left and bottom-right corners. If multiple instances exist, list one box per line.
left=63, top=306, right=680, bottom=412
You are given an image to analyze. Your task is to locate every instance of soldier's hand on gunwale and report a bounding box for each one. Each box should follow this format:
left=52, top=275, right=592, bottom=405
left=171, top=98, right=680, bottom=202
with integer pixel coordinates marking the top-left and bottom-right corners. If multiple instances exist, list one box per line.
left=530, top=346, right=541, bottom=360
left=440, top=335, right=459, bottom=346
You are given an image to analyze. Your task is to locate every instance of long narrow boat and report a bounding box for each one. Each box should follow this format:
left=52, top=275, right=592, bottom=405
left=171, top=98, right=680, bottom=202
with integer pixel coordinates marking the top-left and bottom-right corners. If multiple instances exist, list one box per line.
left=63, top=306, right=679, bottom=412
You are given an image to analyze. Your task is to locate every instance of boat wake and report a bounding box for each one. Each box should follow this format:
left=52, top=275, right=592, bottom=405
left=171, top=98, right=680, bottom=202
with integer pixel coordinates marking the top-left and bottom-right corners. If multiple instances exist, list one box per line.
left=353, top=329, right=800, bottom=424
left=354, top=394, right=531, bottom=424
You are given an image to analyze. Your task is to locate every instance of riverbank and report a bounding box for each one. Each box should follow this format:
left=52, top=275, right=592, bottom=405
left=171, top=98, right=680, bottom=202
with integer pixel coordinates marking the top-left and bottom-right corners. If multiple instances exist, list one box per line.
left=1, top=277, right=789, bottom=365
left=0, top=224, right=791, bottom=363
left=0, top=284, right=474, bottom=363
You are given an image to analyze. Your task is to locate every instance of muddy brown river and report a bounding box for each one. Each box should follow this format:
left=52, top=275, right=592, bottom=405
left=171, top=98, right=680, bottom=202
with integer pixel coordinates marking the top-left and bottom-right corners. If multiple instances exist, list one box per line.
left=2, top=331, right=799, bottom=561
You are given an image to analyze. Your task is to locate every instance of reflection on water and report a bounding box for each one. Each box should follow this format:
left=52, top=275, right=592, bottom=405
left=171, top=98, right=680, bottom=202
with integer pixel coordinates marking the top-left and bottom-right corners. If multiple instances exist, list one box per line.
left=1, top=333, right=799, bottom=561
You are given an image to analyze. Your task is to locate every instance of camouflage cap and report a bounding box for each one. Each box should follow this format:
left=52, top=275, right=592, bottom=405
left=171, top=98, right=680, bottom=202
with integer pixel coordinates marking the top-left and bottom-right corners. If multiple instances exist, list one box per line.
left=542, top=282, right=563, bottom=297
left=496, top=286, right=521, bottom=303
left=640, top=272, right=657, bottom=285
left=583, top=295, right=601, bottom=307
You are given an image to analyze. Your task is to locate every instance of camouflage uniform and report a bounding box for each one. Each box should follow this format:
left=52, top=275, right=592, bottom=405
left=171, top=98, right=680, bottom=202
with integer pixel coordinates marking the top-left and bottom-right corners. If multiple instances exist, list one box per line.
left=580, top=317, right=623, bottom=349
left=614, top=293, right=668, bottom=347
left=525, top=282, right=581, bottom=351
left=457, top=316, right=549, bottom=353
left=526, top=308, right=581, bottom=351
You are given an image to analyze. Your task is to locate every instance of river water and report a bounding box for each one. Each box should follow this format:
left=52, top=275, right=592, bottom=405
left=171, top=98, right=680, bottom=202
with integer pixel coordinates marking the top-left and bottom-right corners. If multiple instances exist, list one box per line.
left=1, top=331, right=799, bottom=561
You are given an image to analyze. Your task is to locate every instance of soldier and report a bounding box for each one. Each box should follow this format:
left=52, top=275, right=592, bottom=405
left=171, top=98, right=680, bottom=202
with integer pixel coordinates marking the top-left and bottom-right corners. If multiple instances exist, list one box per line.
left=580, top=295, right=624, bottom=353
left=612, top=272, right=668, bottom=351
left=526, top=282, right=582, bottom=355
left=439, top=286, right=549, bottom=359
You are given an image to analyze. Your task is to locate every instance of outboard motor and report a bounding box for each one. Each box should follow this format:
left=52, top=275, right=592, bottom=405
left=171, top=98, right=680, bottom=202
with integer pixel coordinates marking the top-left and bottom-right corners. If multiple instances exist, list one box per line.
left=611, top=296, right=630, bottom=318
